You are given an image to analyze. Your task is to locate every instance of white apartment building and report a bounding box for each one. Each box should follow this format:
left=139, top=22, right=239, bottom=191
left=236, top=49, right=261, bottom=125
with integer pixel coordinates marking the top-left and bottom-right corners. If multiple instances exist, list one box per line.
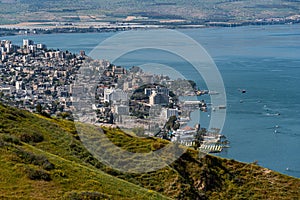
left=104, top=88, right=128, bottom=103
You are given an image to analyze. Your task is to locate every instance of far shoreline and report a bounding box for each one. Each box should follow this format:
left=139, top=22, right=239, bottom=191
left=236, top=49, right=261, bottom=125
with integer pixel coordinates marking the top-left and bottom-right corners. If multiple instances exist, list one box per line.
left=0, top=20, right=300, bottom=37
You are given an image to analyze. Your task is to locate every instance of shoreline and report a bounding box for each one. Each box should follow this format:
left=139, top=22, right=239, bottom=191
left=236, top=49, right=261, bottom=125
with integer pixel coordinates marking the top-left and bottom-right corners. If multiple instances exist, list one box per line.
left=1, top=20, right=300, bottom=37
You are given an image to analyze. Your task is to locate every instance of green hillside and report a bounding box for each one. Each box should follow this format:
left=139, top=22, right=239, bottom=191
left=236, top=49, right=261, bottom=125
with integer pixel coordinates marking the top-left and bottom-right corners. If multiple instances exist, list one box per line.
left=0, top=104, right=169, bottom=199
left=0, top=0, right=300, bottom=25
left=0, top=103, right=299, bottom=199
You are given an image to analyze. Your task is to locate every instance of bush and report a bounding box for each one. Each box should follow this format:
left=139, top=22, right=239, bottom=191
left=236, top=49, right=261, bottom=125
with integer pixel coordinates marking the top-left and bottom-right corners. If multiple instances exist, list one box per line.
left=26, top=168, right=51, bottom=181
left=19, top=132, right=44, bottom=143
left=53, top=170, right=67, bottom=178
left=151, top=142, right=165, bottom=150
left=41, top=111, right=51, bottom=118
left=57, top=112, right=74, bottom=121
left=2, top=134, right=21, bottom=145
left=0, top=138, right=5, bottom=147
left=15, top=148, right=55, bottom=170
left=42, top=160, right=55, bottom=171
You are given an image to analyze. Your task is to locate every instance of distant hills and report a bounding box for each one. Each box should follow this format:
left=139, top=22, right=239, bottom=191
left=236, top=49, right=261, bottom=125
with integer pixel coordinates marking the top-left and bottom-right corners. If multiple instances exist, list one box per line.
left=0, top=103, right=299, bottom=199
left=0, top=0, right=300, bottom=25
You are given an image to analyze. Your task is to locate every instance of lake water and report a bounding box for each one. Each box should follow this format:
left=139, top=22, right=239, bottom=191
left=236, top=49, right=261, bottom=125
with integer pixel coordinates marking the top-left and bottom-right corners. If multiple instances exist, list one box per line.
left=2, top=24, right=300, bottom=178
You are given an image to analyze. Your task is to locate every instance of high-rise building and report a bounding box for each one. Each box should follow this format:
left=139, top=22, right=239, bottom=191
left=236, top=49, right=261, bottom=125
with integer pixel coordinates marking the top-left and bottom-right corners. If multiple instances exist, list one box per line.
left=15, top=81, right=22, bottom=91
left=144, top=88, right=153, bottom=97
left=149, top=91, right=169, bottom=106
left=23, top=39, right=34, bottom=48
left=157, top=86, right=169, bottom=96
left=161, top=108, right=179, bottom=120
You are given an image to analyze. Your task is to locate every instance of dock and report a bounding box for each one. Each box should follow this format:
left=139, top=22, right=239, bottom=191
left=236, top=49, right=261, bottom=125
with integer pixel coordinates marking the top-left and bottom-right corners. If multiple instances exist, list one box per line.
left=199, top=144, right=223, bottom=153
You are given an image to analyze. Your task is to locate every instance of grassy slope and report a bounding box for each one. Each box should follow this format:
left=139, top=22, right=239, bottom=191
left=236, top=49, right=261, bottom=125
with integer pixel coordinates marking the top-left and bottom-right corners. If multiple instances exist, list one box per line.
left=0, top=103, right=299, bottom=199
left=0, top=104, right=169, bottom=200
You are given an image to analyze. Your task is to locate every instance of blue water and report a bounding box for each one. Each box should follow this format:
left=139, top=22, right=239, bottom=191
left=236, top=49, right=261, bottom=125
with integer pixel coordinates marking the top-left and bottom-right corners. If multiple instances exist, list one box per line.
left=2, top=24, right=300, bottom=177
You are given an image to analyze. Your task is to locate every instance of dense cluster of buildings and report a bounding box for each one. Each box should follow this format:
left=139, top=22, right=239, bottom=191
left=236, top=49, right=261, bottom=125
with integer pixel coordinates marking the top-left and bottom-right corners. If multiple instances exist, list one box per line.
left=88, top=64, right=181, bottom=126
left=78, top=60, right=213, bottom=148
left=0, top=39, right=85, bottom=117
left=0, top=39, right=226, bottom=150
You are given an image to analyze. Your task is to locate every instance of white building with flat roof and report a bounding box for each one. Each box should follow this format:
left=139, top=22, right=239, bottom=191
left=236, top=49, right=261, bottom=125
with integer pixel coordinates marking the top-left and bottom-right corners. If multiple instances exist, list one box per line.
left=161, top=108, right=179, bottom=120
left=104, top=88, right=128, bottom=103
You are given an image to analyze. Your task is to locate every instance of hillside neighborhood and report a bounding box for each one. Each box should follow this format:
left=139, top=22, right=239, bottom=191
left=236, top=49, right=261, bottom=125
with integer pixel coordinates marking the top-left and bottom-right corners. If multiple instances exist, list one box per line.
left=0, top=39, right=227, bottom=151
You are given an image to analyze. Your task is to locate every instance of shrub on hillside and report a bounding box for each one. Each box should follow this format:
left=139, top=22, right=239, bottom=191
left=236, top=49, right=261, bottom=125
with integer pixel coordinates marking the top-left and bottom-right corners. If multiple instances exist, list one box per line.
left=0, top=138, right=5, bottom=147
left=15, top=148, right=55, bottom=170
left=26, top=167, right=51, bottom=181
left=19, top=132, right=44, bottom=143
left=1, top=134, right=21, bottom=145
left=151, top=141, right=165, bottom=150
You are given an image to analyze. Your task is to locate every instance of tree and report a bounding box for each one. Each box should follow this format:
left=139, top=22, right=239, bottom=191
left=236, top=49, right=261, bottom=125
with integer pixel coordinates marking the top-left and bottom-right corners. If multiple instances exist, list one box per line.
left=165, top=115, right=178, bottom=130
left=108, top=112, right=114, bottom=124
left=188, top=80, right=197, bottom=90
left=36, top=103, right=42, bottom=113
left=195, top=128, right=207, bottom=143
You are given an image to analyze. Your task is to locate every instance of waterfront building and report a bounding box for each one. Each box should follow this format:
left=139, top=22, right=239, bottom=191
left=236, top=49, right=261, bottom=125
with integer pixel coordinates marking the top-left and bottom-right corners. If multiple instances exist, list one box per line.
left=23, top=39, right=34, bottom=48
left=37, top=43, right=47, bottom=50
